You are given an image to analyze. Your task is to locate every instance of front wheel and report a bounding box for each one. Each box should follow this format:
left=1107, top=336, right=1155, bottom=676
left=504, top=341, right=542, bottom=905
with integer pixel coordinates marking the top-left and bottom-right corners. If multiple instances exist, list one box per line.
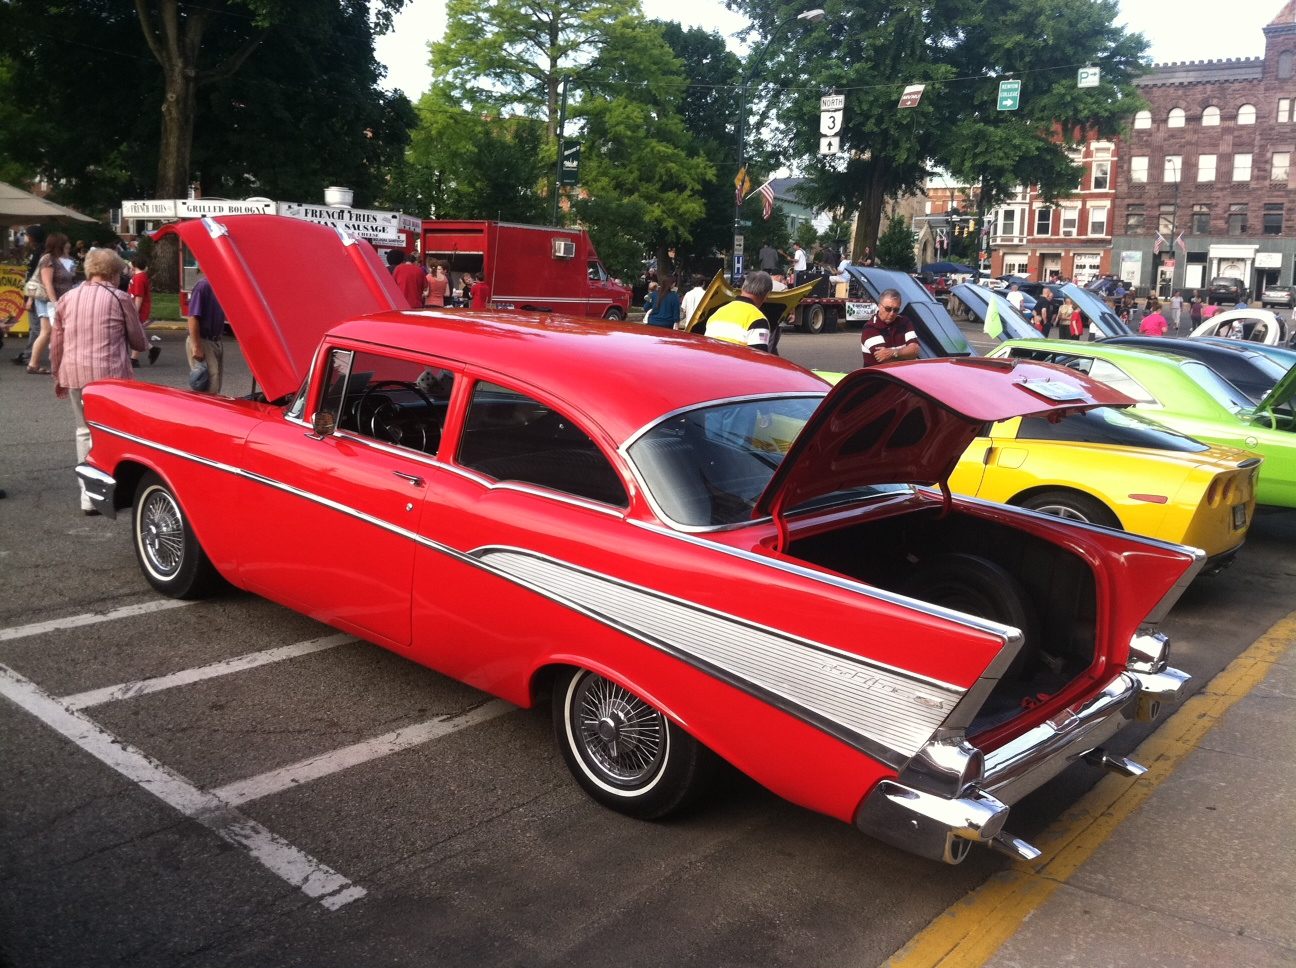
left=553, top=668, right=714, bottom=819
left=132, top=471, right=222, bottom=599
left=603, top=307, right=625, bottom=321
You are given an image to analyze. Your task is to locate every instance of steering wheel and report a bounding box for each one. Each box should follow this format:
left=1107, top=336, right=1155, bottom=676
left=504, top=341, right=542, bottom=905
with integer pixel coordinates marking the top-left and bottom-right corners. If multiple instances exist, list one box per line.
left=355, top=380, right=437, bottom=451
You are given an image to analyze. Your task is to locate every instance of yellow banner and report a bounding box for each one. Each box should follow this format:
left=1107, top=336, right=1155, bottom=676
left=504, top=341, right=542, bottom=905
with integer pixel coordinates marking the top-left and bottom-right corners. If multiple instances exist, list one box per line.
left=0, top=261, right=30, bottom=333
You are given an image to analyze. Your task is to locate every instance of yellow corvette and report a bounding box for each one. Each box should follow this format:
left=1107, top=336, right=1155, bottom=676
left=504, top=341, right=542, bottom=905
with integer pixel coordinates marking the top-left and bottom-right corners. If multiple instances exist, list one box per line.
left=949, top=406, right=1261, bottom=569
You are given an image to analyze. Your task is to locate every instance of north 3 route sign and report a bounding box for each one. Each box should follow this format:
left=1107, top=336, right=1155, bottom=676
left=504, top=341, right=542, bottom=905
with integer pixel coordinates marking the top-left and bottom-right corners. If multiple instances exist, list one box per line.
left=997, top=79, right=1021, bottom=111
left=820, top=110, right=843, bottom=135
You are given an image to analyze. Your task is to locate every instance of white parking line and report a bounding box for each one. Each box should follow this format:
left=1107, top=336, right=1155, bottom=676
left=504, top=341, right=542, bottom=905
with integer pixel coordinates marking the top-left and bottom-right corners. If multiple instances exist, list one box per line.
left=0, top=661, right=366, bottom=911
left=0, top=599, right=195, bottom=642
left=210, top=699, right=516, bottom=807
left=61, top=632, right=357, bottom=710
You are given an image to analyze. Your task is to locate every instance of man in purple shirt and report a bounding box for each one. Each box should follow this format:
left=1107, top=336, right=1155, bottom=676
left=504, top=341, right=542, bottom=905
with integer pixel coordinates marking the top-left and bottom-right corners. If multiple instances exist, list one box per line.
left=186, top=269, right=227, bottom=394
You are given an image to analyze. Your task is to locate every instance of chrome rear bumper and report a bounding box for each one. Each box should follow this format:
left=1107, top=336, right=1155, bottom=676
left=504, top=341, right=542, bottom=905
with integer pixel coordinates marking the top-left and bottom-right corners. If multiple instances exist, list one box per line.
left=75, top=464, right=117, bottom=520
left=855, top=644, right=1189, bottom=864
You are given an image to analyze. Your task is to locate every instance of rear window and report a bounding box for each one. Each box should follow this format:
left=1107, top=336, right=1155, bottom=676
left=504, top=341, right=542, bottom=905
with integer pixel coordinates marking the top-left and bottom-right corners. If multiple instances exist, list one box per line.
left=1017, top=407, right=1208, bottom=452
left=1209, top=277, right=1243, bottom=287
left=1180, top=361, right=1251, bottom=413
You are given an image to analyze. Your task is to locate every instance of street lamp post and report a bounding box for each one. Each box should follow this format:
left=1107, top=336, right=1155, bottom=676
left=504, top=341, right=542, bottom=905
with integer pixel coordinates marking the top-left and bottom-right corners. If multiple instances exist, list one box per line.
left=731, top=7, right=825, bottom=283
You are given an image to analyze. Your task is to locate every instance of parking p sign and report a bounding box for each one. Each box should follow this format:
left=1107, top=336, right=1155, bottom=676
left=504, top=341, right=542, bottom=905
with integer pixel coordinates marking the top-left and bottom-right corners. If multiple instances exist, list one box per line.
left=1078, top=66, right=1100, bottom=88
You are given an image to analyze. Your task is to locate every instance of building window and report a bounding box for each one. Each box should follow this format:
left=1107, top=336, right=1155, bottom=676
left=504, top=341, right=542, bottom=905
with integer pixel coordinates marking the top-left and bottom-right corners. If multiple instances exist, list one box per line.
left=1192, top=204, right=1211, bottom=234
left=1159, top=204, right=1176, bottom=234
left=1125, top=205, right=1145, bottom=233
left=1002, top=254, right=1029, bottom=276
left=1198, top=154, right=1216, bottom=181
left=1089, top=206, right=1109, bottom=236
left=1273, top=151, right=1291, bottom=181
left=1264, top=203, right=1283, bottom=235
left=1168, top=107, right=1185, bottom=128
left=1234, top=153, right=1253, bottom=181
left=1281, top=51, right=1294, bottom=79
left=1134, top=110, right=1152, bottom=129
left=1131, top=156, right=1148, bottom=183
left=1072, top=253, right=1102, bottom=285
left=1280, top=98, right=1292, bottom=123
left=1164, top=155, right=1182, bottom=182
left=1202, top=106, right=1221, bottom=126
left=1228, top=203, right=1248, bottom=235
left=1034, top=208, right=1052, bottom=235
left=1092, top=160, right=1110, bottom=190
left=1061, top=207, right=1079, bottom=237
left=1238, top=104, right=1257, bottom=125
left=999, top=208, right=1016, bottom=236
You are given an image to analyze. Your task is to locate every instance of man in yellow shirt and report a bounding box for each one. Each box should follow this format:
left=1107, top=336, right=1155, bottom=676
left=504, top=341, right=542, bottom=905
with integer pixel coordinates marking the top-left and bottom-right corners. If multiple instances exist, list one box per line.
left=705, top=272, right=773, bottom=352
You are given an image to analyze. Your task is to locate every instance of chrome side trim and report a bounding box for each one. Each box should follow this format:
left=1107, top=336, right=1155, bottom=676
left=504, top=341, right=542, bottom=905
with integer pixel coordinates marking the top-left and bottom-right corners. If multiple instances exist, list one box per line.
left=75, top=464, right=117, bottom=520
left=474, top=547, right=965, bottom=767
left=1144, top=546, right=1208, bottom=624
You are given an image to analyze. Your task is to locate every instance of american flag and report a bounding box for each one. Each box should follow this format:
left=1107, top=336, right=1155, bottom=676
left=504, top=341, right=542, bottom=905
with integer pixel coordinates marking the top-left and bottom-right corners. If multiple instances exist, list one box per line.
left=756, top=181, right=776, bottom=220
left=1153, top=231, right=1166, bottom=254
left=1174, top=231, right=1187, bottom=254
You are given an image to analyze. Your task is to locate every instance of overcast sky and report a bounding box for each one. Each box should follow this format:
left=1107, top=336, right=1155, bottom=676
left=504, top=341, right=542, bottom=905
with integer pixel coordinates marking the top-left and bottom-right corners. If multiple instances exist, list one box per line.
left=375, top=0, right=1289, bottom=100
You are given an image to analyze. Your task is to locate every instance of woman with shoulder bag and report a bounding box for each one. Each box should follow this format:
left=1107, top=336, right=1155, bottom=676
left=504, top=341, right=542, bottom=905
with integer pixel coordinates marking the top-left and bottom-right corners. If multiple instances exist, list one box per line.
left=26, top=232, right=77, bottom=375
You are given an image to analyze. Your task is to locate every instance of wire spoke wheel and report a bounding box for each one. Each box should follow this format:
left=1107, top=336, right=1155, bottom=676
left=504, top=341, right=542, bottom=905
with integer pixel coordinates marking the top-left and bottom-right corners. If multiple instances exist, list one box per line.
left=572, top=672, right=667, bottom=787
left=138, top=487, right=185, bottom=579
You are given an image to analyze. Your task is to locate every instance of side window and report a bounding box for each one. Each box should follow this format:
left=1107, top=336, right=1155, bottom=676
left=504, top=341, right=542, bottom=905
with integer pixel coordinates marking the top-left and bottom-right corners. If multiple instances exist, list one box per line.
left=328, top=348, right=455, bottom=456
left=457, top=381, right=628, bottom=507
left=1087, top=359, right=1158, bottom=404
left=587, top=260, right=607, bottom=282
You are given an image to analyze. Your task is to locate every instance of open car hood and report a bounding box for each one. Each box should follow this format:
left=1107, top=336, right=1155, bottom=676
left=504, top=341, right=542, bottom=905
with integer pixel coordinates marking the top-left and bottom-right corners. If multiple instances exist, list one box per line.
left=753, top=357, right=1135, bottom=519
left=949, top=283, right=1038, bottom=341
left=1058, top=283, right=1132, bottom=338
left=156, top=215, right=405, bottom=400
left=685, top=270, right=817, bottom=332
left=844, top=266, right=973, bottom=357
left=1254, top=355, right=1296, bottom=416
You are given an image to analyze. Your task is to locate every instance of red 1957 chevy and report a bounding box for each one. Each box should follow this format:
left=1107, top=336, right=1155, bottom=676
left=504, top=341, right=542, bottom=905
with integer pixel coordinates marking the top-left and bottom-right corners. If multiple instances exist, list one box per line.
left=77, top=216, right=1194, bottom=865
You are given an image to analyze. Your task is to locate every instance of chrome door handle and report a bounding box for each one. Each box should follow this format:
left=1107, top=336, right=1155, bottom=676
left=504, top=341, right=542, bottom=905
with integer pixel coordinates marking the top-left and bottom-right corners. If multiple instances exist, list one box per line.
left=393, top=471, right=425, bottom=487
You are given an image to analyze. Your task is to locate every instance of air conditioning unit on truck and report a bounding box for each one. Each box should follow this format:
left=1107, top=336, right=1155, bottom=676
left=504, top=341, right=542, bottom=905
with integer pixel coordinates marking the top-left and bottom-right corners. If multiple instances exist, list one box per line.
left=421, top=220, right=632, bottom=320
left=788, top=268, right=879, bottom=335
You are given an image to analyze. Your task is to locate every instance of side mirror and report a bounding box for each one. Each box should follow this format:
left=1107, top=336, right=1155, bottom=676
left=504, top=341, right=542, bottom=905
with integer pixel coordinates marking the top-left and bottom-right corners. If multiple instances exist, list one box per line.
left=311, top=410, right=337, bottom=437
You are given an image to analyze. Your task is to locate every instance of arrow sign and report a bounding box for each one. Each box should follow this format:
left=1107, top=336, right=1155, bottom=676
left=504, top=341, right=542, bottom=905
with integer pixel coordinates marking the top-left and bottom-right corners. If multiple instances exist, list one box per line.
left=820, top=109, right=843, bottom=135
left=997, top=79, right=1021, bottom=111
left=819, top=136, right=841, bottom=155
left=898, top=84, right=925, bottom=109
left=820, top=94, right=845, bottom=112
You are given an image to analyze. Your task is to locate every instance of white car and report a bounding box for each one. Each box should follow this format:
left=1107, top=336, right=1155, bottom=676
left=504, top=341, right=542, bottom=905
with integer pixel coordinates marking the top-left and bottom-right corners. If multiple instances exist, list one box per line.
left=1190, top=307, right=1287, bottom=346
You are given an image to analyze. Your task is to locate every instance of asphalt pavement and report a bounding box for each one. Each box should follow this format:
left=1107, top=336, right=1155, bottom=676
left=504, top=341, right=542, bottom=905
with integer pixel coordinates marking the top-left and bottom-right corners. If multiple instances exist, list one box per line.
left=0, top=322, right=1293, bottom=968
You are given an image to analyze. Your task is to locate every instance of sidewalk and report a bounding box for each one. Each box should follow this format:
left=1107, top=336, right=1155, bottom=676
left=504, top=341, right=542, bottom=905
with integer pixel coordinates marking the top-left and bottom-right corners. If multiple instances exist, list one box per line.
left=887, top=612, right=1296, bottom=968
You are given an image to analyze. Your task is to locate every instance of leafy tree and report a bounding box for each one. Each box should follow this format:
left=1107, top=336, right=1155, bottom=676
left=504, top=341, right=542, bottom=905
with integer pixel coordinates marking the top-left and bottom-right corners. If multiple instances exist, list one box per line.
left=876, top=214, right=916, bottom=271
left=725, top=0, right=1147, bottom=257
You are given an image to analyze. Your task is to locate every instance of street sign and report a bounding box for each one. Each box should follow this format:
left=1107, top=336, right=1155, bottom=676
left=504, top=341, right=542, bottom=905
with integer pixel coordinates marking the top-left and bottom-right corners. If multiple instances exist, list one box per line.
left=820, top=94, right=845, bottom=112
left=898, top=84, right=925, bottom=109
left=819, top=109, right=843, bottom=136
left=560, top=143, right=581, bottom=185
left=734, top=254, right=744, bottom=277
left=736, top=219, right=752, bottom=228
left=1078, top=66, right=1100, bottom=88
left=997, top=79, right=1021, bottom=111
left=733, top=235, right=745, bottom=256
left=819, top=136, right=841, bottom=155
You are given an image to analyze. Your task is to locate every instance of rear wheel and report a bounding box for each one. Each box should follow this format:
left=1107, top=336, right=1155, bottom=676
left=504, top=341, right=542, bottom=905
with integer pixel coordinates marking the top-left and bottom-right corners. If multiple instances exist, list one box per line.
left=553, top=667, right=714, bottom=819
left=802, top=304, right=827, bottom=334
left=1018, top=489, right=1121, bottom=529
left=132, top=471, right=221, bottom=599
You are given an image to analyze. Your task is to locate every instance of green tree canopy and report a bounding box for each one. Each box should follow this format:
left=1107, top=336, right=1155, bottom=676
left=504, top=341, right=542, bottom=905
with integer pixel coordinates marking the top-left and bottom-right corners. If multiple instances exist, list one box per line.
left=876, top=213, right=917, bottom=271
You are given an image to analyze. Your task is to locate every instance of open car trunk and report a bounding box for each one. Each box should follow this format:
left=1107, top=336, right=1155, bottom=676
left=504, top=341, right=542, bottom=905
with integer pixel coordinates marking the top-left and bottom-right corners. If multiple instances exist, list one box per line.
left=784, top=501, right=1096, bottom=735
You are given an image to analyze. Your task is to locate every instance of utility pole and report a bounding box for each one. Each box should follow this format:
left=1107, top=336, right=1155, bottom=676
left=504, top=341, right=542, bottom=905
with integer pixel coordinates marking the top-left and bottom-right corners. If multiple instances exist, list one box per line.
left=551, top=77, right=570, bottom=226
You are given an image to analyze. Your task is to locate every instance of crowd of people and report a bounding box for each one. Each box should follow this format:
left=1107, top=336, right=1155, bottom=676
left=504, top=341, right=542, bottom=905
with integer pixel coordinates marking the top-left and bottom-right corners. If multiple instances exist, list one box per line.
left=385, top=250, right=491, bottom=310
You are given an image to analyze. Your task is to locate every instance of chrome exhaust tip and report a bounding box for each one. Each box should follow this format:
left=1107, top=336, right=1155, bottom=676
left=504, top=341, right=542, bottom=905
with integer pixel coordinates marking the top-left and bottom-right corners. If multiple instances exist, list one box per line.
left=1083, top=748, right=1148, bottom=778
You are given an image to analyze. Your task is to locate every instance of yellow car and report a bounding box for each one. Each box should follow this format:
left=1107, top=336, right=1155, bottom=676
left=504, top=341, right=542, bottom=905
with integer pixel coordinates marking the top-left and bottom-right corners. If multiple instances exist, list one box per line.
left=949, top=406, right=1261, bottom=569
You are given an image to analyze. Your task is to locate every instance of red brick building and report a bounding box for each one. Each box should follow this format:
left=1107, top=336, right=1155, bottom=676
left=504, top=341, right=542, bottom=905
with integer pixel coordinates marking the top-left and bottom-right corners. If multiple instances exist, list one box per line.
left=1112, top=3, right=1296, bottom=297
left=985, top=139, right=1117, bottom=284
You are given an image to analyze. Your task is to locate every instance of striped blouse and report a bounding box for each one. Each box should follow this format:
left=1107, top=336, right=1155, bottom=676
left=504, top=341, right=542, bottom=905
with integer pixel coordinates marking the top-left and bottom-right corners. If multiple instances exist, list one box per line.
left=51, top=281, right=148, bottom=399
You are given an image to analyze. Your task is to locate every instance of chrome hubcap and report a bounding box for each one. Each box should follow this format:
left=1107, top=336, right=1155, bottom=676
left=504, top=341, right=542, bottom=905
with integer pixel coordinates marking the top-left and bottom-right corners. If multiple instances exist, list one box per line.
left=573, top=673, right=666, bottom=786
left=139, top=489, right=184, bottom=578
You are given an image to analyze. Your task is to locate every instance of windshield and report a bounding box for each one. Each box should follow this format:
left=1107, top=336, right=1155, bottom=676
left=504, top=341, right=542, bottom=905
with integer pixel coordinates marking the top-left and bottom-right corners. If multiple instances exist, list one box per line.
left=630, top=396, right=899, bottom=527
left=1180, top=361, right=1252, bottom=413
left=1017, top=406, right=1208, bottom=452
